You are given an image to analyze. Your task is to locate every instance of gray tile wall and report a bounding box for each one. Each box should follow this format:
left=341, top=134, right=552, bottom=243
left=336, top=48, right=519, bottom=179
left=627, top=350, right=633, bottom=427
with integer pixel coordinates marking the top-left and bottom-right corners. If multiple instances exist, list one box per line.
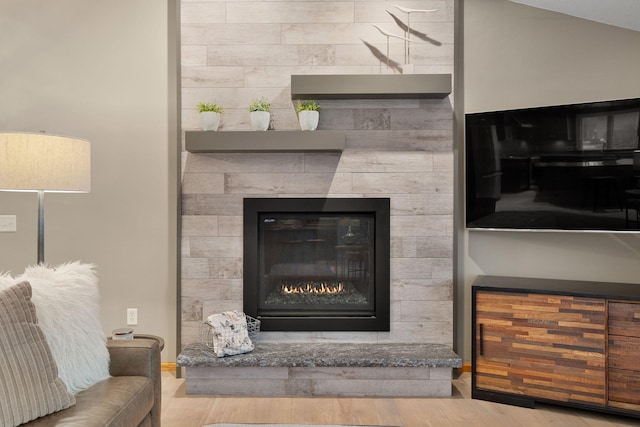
left=181, top=0, right=454, bottom=347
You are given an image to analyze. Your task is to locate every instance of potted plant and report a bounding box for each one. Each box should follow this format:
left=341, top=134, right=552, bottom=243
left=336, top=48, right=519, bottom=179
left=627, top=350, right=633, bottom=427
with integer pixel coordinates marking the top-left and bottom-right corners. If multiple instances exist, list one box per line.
left=296, top=100, right=320, bottom=131
left=197, top=102, right=224, bottom=131
left=248, top=97, right=271, bottom=131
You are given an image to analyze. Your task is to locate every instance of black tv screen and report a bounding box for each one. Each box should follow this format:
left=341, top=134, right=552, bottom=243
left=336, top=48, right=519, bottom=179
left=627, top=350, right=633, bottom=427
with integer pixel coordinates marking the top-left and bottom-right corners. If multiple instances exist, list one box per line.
left=465, top=97, right=640, bottom=232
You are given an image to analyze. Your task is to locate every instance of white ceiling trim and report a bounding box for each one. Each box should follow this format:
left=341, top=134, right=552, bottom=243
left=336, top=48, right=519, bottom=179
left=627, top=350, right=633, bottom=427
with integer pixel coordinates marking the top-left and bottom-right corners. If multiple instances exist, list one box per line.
left=509, top=0, right=640, bottom=32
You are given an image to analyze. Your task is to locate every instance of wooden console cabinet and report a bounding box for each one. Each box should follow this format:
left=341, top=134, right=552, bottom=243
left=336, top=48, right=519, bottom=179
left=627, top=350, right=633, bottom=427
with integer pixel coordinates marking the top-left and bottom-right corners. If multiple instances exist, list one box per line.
left=472, top=276, right=640, bottom=418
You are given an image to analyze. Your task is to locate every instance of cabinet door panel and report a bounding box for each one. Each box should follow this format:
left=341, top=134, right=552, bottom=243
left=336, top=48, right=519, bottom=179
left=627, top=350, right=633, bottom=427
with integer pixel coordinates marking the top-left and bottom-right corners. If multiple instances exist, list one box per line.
left=475, top=291, right=606, bottom=406
left=609, top=302, right=640, bottom=338
left=608, top=302, right=640, bottom=409
left=609, top=369, right=640, bottom=411
left=609, top=334, right=640, bottom=369
left=609, top=369, right=640, bottom=408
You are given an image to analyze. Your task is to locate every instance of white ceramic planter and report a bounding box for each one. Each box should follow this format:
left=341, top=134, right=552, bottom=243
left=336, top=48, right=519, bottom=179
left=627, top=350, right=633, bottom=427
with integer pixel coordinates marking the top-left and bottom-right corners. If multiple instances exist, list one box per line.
left=298, top=110, right=319, bottom=131
left=250, top=111, right=270, bottom=131
left=200, top=112, right=220, bottom=131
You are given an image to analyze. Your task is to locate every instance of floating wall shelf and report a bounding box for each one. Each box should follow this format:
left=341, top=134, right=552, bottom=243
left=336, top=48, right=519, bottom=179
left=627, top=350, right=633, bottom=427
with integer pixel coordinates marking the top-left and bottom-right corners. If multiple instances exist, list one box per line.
left=291, top=74, right=452, bottom=99
left=185, top=130, right=345, bottom=153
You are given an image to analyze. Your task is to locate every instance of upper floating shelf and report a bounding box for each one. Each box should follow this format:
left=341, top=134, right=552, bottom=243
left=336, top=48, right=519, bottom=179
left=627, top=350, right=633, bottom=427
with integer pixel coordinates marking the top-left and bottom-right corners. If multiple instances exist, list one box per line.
left=290, top=74, right=452, bottom=100
left=185, top=130, right=345, bottom=153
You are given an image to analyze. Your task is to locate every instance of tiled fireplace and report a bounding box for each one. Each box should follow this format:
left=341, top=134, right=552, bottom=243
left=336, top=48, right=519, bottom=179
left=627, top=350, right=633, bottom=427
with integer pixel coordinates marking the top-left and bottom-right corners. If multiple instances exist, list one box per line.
left=243, top=197, right=390, bottom=331
left=181, top=142, right=455, bottom=346
left=178, top=0, right=456, bottom=396
left=180, top=0, right=455, bottom=349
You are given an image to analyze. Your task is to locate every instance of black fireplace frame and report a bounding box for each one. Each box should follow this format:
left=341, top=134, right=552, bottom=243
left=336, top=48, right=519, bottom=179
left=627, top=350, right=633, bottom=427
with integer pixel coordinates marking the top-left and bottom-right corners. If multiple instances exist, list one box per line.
left=243, top=197, right=390, bottom=332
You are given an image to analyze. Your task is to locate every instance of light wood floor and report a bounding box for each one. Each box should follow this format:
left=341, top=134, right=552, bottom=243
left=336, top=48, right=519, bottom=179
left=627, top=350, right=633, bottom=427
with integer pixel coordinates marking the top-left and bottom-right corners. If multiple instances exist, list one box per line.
left=161, top=371, right=638, bottom=427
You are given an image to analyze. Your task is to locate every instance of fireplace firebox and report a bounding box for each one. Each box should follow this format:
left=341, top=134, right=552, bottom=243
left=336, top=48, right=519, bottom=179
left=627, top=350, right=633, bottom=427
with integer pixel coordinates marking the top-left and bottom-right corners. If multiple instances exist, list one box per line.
left=243, top=198, right=390, bottom=331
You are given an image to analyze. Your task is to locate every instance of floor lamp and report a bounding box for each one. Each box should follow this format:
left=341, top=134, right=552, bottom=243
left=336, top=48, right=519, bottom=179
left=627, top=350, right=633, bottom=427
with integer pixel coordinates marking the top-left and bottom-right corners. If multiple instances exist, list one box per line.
left=0, top=132, right=91, bottom=264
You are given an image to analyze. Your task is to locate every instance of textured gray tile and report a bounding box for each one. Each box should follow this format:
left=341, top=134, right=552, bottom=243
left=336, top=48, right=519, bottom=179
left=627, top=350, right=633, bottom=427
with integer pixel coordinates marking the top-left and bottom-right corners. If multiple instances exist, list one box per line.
left=181, top=66, right=244, bottom=88
left=182, top=194, right=244, bottom=216
left=182, top=172, right=225, bottom=194
left=225, top=172, right=353, bottom=194
left=182, top=45, right=207, bottom=67
left=208, top=257, right=242, bottom=279
left=190, top=236, right=242, bottom=258
left=353, top=108, right=391, bottom=130
left=179, top=0, right=455, bottom=350
left=187, top=152, right=305, bottom=173
left=217, top=215, right=242, bottom=237
left=392, top=215, right=452, bottom=237
left=182, top=23, right=281, bottom=45
left=226, top=2, right=354, bottom=24
left=355, top=2, right=450, bottom=23
left=392, top=278, right=453, bottom=302
left=391, top=257, right=432, bottom=280
left=208, top=45, right=302, bottom=66
left=181, top=2, right=226, bottom=24
left=391, top=193, right=453, bottom=215
left=181, top=278, right=243, bottom=300
left=182, top=215, right=218, bottom=237
left=400, top=300, right=453, bottom=322
left=182, top=258, right=210, bottom=279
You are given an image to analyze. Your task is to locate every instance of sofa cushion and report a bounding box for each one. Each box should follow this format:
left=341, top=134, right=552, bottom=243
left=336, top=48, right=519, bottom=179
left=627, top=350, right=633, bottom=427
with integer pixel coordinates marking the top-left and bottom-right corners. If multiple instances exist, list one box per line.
left=15, top=262, right=111, bottom=393
left=19, top=376, right=154, bottom=427
left=0, top=281, right=76, bottom=427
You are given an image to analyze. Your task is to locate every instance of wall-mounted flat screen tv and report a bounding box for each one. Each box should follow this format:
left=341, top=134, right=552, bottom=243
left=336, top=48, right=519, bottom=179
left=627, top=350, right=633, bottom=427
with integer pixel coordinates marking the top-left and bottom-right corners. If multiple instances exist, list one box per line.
left=465, top=97, right=640, bottom=232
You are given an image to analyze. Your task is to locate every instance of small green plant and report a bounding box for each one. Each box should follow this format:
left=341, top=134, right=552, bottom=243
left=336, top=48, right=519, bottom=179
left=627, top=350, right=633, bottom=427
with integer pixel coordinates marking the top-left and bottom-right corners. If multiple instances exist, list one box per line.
left=296, top=100, right=320, bottom=113
left=196, top=102, right=224, bottom=114
left=248, top=97, right=271, bottom=112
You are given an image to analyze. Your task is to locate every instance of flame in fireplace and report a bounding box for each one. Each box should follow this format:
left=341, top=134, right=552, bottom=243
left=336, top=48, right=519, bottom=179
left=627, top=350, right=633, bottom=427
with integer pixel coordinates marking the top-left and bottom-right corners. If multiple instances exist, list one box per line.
left=280, top=281, right=349, bottom=295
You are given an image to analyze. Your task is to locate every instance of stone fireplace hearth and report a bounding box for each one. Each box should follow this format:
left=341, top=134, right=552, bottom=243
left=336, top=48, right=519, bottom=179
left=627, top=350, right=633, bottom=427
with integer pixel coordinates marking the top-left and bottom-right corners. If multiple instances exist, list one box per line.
left=177, top=341, right=462, bottom=396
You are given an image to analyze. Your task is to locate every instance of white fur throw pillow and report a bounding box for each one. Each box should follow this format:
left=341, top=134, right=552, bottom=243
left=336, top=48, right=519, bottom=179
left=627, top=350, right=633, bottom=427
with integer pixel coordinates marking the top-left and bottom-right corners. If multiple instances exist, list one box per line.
left=12, top=262, right=111, bottom=393
left=0, top=272, right=13, bottom=288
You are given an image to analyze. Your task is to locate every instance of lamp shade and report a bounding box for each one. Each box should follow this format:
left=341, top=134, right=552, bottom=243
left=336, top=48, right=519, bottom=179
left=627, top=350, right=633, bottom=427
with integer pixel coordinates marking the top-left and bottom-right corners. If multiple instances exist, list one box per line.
left=0, top=132, right=90, bottom=192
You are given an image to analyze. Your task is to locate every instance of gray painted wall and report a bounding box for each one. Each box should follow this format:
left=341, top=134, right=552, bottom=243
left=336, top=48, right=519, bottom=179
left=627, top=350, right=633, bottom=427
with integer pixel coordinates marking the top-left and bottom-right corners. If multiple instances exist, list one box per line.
left=460, top=0, right=640, bottom=362
left=0, top=0, right=178, bottom=362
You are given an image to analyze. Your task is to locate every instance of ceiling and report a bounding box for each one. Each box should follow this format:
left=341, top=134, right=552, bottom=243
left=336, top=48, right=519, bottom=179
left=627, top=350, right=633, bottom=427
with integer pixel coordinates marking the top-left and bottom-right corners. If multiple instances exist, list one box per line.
left=509, top=0, right=640, bottom=32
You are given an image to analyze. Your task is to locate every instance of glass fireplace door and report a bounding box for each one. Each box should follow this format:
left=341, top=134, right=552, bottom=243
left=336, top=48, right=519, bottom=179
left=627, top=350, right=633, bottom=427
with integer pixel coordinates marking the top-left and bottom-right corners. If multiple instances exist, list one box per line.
left=257, top=213, right=375, bottom=317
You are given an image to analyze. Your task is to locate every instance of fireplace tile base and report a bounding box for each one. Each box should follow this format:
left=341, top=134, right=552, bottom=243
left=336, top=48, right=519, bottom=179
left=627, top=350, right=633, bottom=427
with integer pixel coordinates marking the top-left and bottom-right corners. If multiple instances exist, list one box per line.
left=178, top=342, right=461, bottom=397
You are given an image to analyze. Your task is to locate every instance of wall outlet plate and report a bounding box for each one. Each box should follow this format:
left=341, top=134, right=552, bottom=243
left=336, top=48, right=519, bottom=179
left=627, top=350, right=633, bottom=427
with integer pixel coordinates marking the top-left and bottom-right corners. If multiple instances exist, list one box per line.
left=127, top=308, right=138, bottom=326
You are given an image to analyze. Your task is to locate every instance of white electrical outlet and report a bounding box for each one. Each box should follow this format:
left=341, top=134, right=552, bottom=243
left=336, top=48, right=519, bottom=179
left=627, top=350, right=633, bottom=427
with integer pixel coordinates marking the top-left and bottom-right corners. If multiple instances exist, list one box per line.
left=126, top=308, right=138, bottom=326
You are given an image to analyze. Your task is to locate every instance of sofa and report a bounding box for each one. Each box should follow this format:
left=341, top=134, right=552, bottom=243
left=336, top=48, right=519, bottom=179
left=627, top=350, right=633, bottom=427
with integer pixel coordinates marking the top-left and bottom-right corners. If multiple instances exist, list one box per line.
left=0, top=263, right=161, bottom=427
left=22, top=337, right=162, bottom=427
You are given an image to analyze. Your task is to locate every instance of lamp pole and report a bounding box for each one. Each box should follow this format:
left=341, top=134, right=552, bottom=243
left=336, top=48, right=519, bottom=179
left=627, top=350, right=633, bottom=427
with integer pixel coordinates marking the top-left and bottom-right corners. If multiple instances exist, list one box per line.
left=0, top=132, right=90, bottom=265
left=37, top=190, right=45, bottom=264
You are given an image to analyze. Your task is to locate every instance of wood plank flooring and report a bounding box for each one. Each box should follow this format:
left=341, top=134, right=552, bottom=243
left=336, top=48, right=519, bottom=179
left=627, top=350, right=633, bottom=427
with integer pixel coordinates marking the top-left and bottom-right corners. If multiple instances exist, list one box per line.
left=161, top=371, right=638, bottom=427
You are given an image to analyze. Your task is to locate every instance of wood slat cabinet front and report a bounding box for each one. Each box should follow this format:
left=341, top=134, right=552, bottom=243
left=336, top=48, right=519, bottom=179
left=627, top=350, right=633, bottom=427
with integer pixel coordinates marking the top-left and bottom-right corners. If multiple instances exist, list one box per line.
left=473, top=290, right=607, bottom=407
left=608, top=301, right=640, bottom=412
left=472, top=277, right=640, bottom=419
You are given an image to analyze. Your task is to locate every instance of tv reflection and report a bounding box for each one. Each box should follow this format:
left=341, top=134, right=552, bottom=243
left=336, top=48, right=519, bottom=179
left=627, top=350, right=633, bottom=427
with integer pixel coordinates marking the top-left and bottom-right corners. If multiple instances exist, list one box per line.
left=465, top=97, right=640, bottom=231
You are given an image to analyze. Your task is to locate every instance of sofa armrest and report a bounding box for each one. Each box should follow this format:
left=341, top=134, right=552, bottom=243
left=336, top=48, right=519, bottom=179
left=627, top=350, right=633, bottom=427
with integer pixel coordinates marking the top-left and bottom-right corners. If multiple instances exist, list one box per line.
left=108, top=338, right=160, bottom=378
left=108, top=338, right=161, bottom=427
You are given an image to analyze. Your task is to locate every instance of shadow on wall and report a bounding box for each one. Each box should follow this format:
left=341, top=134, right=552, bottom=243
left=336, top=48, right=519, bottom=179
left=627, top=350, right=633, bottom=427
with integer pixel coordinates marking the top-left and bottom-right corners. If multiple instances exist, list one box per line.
left=361, top=7, right=443, bottom=73
left=361, top=40, right=403, bottom=73
left=386, top=11, right=443, bottom=46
